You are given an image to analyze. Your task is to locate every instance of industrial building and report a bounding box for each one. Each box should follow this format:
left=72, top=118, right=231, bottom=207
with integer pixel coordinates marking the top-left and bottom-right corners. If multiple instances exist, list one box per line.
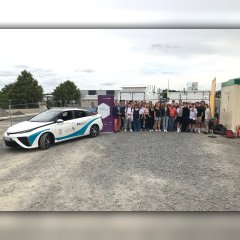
left=168, top=90, right=210, bottom=103
left=119, top=85, right=160, bottom=102
left=80, top=89, right=120, bottom=109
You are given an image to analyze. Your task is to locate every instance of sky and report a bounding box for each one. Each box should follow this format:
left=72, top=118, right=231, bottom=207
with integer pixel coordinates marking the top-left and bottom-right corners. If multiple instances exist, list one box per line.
left=0, top=0, right=240, bottom=93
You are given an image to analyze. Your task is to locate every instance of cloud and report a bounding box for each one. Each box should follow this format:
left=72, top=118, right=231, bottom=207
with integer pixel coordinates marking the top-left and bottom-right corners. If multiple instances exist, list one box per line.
left=101, top=82, right=116, bottom=86
left=75, top=69, right=95, bottom=73
left=14, top=65, right=30, bottom=68
left=0, top=71, right=17, bottom=77
left=151, top=43, right=180, bottom=55
left=29, top=68, right=57, bottom=78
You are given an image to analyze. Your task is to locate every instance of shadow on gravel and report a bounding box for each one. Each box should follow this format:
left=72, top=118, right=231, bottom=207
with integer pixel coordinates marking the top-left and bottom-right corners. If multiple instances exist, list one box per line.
left=2, top=134, right=97, bottom=153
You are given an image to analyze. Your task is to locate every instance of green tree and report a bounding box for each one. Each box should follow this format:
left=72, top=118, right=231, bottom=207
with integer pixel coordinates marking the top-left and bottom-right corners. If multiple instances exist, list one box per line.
left=52, top=80, right=80, bottom=105
left=162, top=89, right=168, bottom=98
left=1, top=83, right=14, bottom=100
left=11, top=70, right=43, bottom=103
left=3, top=70, right=43, bottom=104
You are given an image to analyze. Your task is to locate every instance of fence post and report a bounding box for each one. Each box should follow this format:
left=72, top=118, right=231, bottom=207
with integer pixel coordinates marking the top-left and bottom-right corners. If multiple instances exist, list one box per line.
left=8, top=100, right=12, bottom=126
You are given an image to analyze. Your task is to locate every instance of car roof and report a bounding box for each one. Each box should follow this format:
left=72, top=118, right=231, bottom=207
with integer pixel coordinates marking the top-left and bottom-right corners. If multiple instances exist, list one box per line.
left=49, top=108, right=89, bottom=112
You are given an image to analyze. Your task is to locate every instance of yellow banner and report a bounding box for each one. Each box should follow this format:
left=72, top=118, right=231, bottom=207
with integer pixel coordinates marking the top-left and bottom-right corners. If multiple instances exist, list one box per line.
left=210, top=77, right=216, bottom=119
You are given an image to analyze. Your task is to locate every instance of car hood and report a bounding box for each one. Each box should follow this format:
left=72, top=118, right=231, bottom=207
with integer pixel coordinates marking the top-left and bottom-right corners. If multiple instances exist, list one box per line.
left=7, top=121, right=53, bottom=134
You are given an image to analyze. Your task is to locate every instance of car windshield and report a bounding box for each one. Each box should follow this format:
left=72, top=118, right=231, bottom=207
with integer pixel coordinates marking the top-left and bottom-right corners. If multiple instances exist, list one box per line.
left=29, top=110, right=62, bottom=122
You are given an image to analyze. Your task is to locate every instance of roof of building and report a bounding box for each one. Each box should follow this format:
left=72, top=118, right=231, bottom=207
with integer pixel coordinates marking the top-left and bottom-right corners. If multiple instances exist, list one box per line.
left=222, top=78, right=240, bottom=88
left=121, top=85, right=147, bottom=89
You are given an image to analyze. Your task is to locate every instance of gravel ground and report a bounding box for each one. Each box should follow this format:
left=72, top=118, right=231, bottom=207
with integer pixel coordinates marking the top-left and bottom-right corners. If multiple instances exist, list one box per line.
left=0, top=119, right=240, bottom=211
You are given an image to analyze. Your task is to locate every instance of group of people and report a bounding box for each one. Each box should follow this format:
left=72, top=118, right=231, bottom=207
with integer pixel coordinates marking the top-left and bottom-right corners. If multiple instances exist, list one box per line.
left=112, top=100, right=212, bottom=133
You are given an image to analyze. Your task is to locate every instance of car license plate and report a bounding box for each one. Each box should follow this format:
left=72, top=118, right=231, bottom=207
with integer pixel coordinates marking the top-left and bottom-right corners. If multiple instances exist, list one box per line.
left=3, top=137, right=12, bottom=142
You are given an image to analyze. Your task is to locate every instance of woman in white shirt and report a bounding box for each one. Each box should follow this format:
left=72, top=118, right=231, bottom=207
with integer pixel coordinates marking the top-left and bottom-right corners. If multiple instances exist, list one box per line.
left=189, top=103, right=198, bottom=132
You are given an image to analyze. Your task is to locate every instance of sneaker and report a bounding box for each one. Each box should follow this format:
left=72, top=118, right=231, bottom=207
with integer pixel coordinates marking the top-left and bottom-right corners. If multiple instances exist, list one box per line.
left=159, top=129, right=161, bottom=132
left=130, top=129, right=133, bottom=132
left=124, top=129, right=127, bottom=132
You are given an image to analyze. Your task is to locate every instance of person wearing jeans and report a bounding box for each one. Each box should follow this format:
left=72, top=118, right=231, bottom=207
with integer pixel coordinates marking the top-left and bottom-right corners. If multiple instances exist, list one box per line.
left=125, top=102, right=133, bottom=131
left=161, top=103, right=170, bottom=132
left=169, top=104, right=177, bottom=131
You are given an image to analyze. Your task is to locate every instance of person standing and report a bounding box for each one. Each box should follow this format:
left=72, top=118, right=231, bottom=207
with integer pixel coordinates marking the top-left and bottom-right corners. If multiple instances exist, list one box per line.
left=154, top=102, right=161, bottom=131
left=144, top=103, right=150, bottom=131
left=200, top=101, right=206, bottom=131
left=204, top=104, right=211, bottom=133
left=196, top=102, right=204, bottom=133
left=139, top=103, right=145, bottom=130
left=169, top=104, right=177, bottom=131
left=181, top=102, right=190, bottom=132
left=149, top=102, right=155, bottom=131
left=162, top=103, right=170, bottom=132
left=125, top=102, right=133, bottom=131
left=133, top=103, right=141, bottom=132
left=112, top=101, right=122, bottom=133
left=176, top=103, right=183, bottom=132
left=88, top=101, right=98, bottom=113
left=189, top=103, right=198, bottom=132
left=120, top=100, right=126, bottom=130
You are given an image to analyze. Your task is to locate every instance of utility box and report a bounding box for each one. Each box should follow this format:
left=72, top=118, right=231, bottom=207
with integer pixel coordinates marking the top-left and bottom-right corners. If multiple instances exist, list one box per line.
left=220, top=78, right=240, bottom=132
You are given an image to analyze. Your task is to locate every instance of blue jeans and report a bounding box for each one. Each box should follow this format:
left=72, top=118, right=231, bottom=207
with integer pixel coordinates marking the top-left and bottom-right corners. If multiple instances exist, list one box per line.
left=133, top=118, right=141, bottom=131
left=163, top=116, right=169, bottom=131
left=169, top=117, right=175, bottom=131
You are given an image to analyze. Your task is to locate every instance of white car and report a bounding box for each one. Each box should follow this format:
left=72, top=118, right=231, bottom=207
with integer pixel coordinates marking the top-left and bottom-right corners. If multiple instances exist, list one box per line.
left=3, top=108, right=103, bottom=150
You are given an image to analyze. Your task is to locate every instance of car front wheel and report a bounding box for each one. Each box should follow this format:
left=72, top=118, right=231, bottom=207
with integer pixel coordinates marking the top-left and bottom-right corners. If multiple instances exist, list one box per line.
left=89, top=124, right=99, bottom=137
left=39, top=133, right=53, bottom=150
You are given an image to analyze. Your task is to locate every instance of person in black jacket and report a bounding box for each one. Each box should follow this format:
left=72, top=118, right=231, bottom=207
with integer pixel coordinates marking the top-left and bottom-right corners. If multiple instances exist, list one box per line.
left=181, top=102, right=190, bottom=132
left=120, top=100, right=126, bottom=130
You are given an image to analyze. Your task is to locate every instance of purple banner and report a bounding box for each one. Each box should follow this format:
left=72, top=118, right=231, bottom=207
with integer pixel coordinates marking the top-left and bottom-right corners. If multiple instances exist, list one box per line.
left=98, top=95, right=114, bottom=132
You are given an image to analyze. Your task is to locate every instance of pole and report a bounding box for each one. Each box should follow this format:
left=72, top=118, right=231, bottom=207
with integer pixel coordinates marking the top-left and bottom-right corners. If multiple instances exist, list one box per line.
left=9, top=100, right=12, bottom=126
left=167, top=79, right=170, bottom=98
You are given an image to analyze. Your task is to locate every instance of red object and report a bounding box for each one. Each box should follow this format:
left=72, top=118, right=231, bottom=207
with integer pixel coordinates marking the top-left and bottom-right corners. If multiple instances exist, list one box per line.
left=226, top=130, right=235, bottom=138
left=236, top=125, right=240, bottom=138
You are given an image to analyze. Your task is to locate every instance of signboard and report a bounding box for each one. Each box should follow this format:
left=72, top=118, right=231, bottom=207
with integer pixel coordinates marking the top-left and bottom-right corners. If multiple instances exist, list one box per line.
left=98, top=95, right=114, bottom=132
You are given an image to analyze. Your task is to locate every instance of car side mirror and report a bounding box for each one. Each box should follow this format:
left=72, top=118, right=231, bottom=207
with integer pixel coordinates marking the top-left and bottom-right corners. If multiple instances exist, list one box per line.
left=57, top=119, right=64, bottom=123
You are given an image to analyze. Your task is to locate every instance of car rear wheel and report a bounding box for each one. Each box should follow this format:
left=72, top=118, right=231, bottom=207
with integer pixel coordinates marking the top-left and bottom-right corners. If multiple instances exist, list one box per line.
left=39, top=133, right=53, bottom=150
left=89, top=124, right=99, bottom=137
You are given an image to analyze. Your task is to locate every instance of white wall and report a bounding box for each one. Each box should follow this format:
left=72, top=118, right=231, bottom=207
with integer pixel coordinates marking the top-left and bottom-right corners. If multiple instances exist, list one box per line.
left=220, top=85, right=240, bottom=132
left=168, top=91, right=210, bottom=103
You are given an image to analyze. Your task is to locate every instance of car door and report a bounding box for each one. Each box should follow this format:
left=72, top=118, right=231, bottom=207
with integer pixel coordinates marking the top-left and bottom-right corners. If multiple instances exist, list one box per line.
left=72, top=110, right=91, bottom=136
left=55, top=111, right=75, bottom=141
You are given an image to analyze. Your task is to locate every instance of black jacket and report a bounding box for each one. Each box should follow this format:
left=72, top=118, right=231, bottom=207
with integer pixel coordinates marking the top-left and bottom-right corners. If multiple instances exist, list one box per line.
left=113, top=106, right=121, bottom=117
left=161, top=107, right=170, bottom=117
left=182, top=107, right=190, bottom=119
